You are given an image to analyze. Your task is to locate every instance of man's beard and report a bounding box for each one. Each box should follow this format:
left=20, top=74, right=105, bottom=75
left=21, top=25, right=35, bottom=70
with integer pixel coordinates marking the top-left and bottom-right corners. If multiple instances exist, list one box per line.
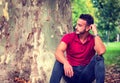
left=75, top=29, right=86, bottom=35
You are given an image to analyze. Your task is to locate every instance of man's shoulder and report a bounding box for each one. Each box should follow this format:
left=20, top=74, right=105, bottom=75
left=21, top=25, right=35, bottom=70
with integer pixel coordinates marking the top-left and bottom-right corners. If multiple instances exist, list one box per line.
left=89, top=34, right=94, bottom=38
left=88, top=34, right=95, bottom=42
left=61, top=32, right=76, bottom=43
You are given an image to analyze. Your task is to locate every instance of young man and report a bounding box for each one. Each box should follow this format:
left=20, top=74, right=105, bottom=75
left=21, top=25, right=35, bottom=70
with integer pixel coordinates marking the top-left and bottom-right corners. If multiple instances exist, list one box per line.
left=50, top=14, right=106, bottom=83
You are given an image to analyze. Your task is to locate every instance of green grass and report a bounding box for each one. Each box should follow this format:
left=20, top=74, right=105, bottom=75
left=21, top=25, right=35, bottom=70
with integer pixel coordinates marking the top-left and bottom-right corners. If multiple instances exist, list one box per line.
left=104, top=42, right=120, bottom=65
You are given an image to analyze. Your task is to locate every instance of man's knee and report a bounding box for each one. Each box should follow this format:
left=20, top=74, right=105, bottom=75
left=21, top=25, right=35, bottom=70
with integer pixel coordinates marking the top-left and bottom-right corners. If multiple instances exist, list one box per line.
left=94, top=55, right=105, bottom=69
left=95, top=55, right=104, bottom=61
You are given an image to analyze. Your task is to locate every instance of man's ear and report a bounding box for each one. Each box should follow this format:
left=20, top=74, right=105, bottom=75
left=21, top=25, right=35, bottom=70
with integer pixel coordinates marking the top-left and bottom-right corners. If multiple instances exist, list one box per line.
left=86, top=26, right=91, bottom=31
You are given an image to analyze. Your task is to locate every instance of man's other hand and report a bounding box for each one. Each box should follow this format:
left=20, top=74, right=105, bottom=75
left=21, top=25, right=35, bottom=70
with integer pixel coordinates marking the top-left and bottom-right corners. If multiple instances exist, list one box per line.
left=63, top=61, right=74, bottom=78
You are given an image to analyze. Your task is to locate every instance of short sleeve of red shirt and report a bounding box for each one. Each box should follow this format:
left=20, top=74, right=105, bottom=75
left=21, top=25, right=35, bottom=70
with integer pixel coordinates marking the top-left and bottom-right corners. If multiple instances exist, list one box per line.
left=61, top=33, right=75, bottom=45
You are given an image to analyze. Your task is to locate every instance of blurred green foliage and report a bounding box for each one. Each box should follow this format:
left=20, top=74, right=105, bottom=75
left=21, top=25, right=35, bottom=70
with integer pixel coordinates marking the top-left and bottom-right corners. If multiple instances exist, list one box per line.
left=91, top=0, right=120, bottom=42
left=71, top=0, right=96, bottom=26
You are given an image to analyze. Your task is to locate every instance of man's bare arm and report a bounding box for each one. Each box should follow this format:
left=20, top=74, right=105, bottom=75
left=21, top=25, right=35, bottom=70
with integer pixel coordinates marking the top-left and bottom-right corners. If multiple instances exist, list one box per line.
left=55, top=42, right=74, bottom=77
left=91, top=24, right=106, bottom=55
left=55, top=42, right=68, bottom=64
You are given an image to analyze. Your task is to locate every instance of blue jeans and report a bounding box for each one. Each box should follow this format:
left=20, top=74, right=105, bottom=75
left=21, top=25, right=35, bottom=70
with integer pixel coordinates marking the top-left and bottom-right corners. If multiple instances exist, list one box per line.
left=50, top=55, right=105, bottom=83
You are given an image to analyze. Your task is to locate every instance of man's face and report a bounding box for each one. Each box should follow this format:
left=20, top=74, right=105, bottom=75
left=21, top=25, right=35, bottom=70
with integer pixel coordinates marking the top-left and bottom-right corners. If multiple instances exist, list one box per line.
left=75, top=19, right=89, bottom=34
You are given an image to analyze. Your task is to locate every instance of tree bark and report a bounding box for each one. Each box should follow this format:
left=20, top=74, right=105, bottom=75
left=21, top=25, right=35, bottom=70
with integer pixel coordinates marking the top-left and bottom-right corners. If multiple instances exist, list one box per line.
left=0, top=0, right=72, bottom=83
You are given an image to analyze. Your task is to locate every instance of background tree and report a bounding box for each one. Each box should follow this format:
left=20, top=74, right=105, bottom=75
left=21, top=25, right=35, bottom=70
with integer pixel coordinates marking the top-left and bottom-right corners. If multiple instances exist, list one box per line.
left=91, top=0, right=120, bottom=42
left=0, top=0, right=72, bottom=83
left=71, top=0, right=96, bottom=26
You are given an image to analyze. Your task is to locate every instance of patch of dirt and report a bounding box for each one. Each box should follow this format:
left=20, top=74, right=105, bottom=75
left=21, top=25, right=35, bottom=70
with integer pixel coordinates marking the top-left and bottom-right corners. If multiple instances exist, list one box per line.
left=105, top=65, right=120, bottom=83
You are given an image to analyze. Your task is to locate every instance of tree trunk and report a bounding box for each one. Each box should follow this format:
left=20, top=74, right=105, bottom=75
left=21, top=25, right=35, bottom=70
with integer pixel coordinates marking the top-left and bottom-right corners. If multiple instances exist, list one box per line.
left=0, top=0, right=72, bottom=83
left=116, top=34, right=120, bottom=42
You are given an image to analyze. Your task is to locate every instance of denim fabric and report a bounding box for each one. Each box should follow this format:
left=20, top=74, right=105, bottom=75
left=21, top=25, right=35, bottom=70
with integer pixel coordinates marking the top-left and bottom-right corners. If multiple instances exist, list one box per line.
left=50, top=61, right=64, bottom=83
left=50, top=55, right=105, bottom=83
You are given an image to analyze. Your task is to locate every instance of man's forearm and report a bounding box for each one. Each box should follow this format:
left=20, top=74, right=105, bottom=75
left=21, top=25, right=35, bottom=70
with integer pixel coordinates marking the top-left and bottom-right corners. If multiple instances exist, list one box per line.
left=91, top=24, right=106, bottom=55
left=94, top=35, right=106, bottom=55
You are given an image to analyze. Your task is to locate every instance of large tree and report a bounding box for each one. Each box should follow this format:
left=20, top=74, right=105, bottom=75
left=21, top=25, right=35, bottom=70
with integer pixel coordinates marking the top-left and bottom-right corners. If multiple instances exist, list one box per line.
left=0, top=0, right=72, bottom=83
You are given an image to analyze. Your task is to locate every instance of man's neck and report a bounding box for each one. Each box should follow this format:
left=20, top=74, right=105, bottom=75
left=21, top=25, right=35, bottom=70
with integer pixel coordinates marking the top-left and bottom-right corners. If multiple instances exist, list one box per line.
left=79, top=32, right=89, bottom=44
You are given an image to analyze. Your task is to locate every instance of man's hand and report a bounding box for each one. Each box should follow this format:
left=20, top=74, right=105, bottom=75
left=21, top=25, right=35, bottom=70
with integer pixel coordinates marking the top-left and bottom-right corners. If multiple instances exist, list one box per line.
left=90, top=24, right=98, bottom=35
left=63, top=61, right=74, bottom=78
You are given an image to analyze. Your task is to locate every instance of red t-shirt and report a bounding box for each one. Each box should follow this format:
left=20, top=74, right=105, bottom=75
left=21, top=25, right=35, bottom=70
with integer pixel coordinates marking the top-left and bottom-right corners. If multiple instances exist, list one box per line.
left=61, top=32, right=95, bottom=66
